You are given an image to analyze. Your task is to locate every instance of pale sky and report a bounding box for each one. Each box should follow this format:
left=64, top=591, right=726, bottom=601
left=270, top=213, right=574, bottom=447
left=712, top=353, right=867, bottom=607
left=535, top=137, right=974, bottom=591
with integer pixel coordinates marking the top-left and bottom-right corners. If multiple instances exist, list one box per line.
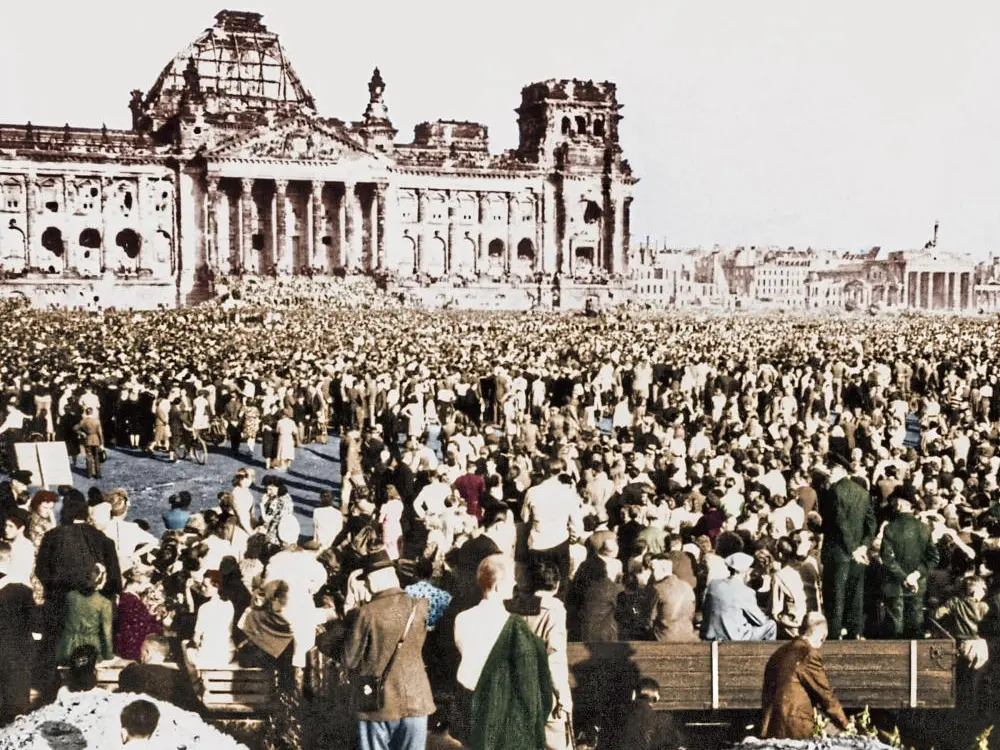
left=2, top=1, right=999, bottom=257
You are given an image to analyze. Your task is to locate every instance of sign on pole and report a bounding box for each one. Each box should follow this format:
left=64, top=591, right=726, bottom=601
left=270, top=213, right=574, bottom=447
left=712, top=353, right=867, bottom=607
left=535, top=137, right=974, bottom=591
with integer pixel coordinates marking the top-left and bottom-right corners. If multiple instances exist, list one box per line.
left=14, top=442, right=73, bottom=489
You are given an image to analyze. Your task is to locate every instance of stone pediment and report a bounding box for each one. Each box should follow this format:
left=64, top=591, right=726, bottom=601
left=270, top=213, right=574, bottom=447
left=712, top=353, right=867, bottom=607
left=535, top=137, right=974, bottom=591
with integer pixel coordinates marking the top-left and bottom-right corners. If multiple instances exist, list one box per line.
left=209, top=117, right=375, bottom=163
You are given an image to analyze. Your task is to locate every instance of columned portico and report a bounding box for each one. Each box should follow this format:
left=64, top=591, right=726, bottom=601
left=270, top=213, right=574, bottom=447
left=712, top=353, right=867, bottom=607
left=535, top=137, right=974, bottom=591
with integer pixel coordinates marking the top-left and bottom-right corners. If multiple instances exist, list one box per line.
left=904, top=267, right=976, bottom=311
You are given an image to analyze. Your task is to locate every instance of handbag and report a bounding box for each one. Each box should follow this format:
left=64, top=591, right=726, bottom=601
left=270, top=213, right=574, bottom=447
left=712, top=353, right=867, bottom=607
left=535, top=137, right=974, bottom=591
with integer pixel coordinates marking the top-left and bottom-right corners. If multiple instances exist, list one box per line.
left=354, top=602, right=417, bottom=713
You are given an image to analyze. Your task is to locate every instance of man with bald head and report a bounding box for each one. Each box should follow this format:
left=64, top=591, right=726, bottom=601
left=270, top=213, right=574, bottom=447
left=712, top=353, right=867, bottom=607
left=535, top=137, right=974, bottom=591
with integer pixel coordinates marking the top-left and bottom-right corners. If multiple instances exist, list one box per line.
left=761, top=613, right=849, bottom=740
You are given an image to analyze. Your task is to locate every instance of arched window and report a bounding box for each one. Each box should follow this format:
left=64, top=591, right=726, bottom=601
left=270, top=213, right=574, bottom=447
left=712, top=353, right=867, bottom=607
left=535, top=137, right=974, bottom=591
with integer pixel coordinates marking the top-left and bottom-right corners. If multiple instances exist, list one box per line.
left=116, top=229, right=141, bottom=259
left=593, top=118, right=605, bottom=137
left=561, top=116, right=572, bottom=135
left=517, top=238, right=535, bottom=261
left=41, top=227, right=65, bottom=257
left=575, top=115, right=587, bottom=134
left=488, top=239, right=505, bottom=258
left=79, top=228, right=102, bottom=249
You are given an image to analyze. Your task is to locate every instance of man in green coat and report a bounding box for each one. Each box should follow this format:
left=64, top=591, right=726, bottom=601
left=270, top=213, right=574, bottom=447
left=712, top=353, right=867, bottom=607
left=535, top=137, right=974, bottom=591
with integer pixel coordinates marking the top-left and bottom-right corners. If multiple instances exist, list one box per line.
left=819, top=453, right=877, bottom=640
left=879, top=495, right=939, bottom=638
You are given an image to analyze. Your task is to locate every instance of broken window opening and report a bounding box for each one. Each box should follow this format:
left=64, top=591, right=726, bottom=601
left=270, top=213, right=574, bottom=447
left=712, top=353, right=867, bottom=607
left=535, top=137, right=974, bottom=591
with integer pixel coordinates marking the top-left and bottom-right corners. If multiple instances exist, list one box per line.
left=79, top=228, right=102, bottom=249
left=41, top=227, right=65, bottom=257
left=116, top=229, right=141, bottom=259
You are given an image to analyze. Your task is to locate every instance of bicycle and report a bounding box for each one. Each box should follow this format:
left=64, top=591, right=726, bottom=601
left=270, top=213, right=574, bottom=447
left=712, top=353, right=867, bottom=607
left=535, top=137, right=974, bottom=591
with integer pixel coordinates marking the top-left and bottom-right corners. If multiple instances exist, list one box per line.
left=175, top=428, right=208, bottom=466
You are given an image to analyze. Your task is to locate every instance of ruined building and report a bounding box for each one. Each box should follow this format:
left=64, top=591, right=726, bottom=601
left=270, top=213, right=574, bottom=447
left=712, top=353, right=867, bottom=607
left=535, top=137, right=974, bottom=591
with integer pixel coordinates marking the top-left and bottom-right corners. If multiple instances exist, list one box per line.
left=0, top=10, right=637, bottom=307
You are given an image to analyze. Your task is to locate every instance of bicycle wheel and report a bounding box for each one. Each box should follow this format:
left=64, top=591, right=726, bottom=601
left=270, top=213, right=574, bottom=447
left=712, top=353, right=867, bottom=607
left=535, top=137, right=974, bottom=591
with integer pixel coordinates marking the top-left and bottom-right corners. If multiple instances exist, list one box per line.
left=192, top=438, right=207, bottom=466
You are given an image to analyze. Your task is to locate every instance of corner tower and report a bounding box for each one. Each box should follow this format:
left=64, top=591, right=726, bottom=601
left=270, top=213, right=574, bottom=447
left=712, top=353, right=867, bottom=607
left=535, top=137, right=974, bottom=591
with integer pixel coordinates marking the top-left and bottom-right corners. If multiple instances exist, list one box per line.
left=516, top=80, right=635, bottom=275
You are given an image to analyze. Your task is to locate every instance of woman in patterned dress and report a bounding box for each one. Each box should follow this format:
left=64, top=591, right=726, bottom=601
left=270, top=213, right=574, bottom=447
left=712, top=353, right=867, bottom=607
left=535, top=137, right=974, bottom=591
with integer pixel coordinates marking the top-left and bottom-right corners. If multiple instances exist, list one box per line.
left=114, top=565, right=165, bottom=661
left=241, top=398, right=262, bottom=457
left=259, top=477, right=295, bottom=550
left=28, top=490, right=58, bottom=604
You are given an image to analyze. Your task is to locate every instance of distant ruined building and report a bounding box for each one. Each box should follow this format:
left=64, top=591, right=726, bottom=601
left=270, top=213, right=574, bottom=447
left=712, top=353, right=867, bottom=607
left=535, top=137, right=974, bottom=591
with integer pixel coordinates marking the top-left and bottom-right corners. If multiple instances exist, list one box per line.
left=633, top=242, right=990, bottom=312
left=0, top=10, right=636, bottom=307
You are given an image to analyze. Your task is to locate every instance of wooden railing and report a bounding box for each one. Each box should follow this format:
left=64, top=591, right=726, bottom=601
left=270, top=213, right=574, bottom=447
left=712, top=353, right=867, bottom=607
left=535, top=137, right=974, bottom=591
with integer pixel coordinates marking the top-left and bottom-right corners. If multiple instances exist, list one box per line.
left=566, top=638, right=957, bottom=712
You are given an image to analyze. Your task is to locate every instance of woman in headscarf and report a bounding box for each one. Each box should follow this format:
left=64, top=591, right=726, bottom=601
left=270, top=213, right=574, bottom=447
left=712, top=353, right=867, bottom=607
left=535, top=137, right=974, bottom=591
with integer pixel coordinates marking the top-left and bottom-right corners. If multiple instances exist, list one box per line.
left=235, top=580, right=300, bottom=750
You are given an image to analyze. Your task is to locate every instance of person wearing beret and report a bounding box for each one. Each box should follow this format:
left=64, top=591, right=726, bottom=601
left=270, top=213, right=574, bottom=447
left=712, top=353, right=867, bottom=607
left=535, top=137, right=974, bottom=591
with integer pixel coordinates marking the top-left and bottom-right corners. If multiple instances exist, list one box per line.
left=819, top=451, right=877, bottom=640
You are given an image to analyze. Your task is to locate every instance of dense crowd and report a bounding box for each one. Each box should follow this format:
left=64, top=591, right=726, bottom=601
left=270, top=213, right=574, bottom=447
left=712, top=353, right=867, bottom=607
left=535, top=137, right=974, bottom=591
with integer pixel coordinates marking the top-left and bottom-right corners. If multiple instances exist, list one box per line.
left=1, top=294, right=1000, bottom=750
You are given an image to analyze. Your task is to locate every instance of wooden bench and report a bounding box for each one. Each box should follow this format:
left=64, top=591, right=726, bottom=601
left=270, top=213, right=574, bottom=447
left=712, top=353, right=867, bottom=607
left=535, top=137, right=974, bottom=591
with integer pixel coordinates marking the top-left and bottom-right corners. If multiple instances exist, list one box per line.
left=180, top=641, right=275, bottom=717
left=566, top=638, right=957, bottom=713
left=58, top=658, right=133, bottom=692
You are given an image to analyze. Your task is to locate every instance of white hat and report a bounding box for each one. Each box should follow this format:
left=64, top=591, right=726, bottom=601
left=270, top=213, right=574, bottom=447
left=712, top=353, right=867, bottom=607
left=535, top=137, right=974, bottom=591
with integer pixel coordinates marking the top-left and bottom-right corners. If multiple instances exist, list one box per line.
left=724, top=552, right=755, bottom=575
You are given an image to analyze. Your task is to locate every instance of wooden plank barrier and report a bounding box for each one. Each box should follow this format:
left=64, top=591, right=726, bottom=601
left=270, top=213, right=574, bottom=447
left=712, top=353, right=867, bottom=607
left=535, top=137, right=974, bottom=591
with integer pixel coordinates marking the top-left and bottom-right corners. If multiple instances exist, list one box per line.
left=566, top=639, right=956, bottom=713
left=179, top=641, right=275, bottom=716
left=58, top=658, right=132, bottom=693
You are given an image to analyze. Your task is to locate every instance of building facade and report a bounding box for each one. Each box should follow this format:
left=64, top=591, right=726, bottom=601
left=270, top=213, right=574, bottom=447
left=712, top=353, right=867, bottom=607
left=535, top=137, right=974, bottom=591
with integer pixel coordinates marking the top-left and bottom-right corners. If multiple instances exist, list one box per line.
left=0, top=10, right=636, bottom=307
left=636, top=244, right=983, bottom=312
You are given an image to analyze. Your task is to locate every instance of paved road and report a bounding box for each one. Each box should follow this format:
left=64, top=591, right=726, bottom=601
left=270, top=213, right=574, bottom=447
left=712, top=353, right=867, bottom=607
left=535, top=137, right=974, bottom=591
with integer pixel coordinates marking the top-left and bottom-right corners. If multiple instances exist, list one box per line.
left=52, top=438, right=344, bottom=538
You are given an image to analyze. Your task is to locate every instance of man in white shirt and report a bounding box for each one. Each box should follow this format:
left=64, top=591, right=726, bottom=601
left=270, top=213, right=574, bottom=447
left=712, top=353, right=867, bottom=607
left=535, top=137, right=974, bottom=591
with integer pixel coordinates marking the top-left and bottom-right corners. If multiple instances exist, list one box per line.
left=521, top=458, right=585, bottom=598
left=413, top=468, right=451, bottom=521
left=102, top=491, right=158, bottom=573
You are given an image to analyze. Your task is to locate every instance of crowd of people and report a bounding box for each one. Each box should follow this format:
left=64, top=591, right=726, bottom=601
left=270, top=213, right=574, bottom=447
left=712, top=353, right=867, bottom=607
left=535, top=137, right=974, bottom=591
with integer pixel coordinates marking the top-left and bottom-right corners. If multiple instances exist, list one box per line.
left=0, top=292, right=999, bottom=750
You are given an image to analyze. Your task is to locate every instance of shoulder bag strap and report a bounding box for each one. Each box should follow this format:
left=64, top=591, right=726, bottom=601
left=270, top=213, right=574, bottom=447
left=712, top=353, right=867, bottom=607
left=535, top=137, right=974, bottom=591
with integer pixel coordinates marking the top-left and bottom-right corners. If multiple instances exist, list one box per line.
left=379, top=601, right=417, bottom=684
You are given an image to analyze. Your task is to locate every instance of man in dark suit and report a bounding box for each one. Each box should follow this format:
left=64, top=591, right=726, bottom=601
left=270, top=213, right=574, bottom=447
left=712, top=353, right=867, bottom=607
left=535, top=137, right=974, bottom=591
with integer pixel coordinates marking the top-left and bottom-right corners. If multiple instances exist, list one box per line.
left=879, top=496, right=939, bottom=638
left=0, top=470, right=33, bottom=521
left=343, top=548, right=435, bottom=750
left=820, top=452, right=877, bottom=639
left=761, top=613, right=849, bottom=740
left=34, top=494, right=122, bottom=699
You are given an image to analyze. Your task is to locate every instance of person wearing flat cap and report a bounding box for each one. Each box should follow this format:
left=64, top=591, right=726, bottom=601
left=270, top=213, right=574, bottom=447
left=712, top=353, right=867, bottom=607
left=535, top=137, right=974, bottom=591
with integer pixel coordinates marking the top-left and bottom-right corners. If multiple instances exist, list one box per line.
left=701, top=551, right=777, bottom=641
left=0, top=469, right=33, bottom=521
left=343, top=546, right=435, bottom=749
left=819, top=451, right=877, bottom=640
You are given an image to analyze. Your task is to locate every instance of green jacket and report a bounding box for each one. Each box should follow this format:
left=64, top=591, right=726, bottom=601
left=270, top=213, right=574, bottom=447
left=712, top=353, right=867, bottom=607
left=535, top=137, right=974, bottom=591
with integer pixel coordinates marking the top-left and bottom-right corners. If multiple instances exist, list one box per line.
left=820, top=477, right=877, bottom=560
left=470, top=615, right=553, bottom=750
left=56, top=589, right=114, bottom=665
left=879, top=513, right=939, bottom=598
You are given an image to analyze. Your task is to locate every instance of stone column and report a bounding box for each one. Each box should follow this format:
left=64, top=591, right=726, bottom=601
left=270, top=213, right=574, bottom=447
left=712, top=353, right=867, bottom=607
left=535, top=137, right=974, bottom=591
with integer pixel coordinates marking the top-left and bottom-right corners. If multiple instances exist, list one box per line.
left=100, top=177, right=112, bottom=273
left=309, top=181, right=324, bottom=271
left=205, top=176, right=220, bottom=269
left=948, top=272, right=956, bottom=309
left=541, top=181, right=558, bottom=274
left=375, top=185, right=386, bottom=270
left=381, top=182, right=400, bottom=272
left=919, top=271, right=927, bottom=308
left=23, top=172, right=35, bottom=270
left=477, top=192, right=487, bottom=269
left=533, top=193, right=543, bottom=272
left=273, top=179, right=289, bottom=274
left=342, top=181, right=358, bottom=270
left=417, top=189, right=430, bottom=273
left=239, top=179, right=254, bottom=273
left=506, top=193, right=516, bottom=273
left=611, top=192, right=626, bottom=275
left=336, top=184, right=347, bottom=268
left=964, top=273, right=973, bottom=310
left=367, top=185, right=379, bottom=270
